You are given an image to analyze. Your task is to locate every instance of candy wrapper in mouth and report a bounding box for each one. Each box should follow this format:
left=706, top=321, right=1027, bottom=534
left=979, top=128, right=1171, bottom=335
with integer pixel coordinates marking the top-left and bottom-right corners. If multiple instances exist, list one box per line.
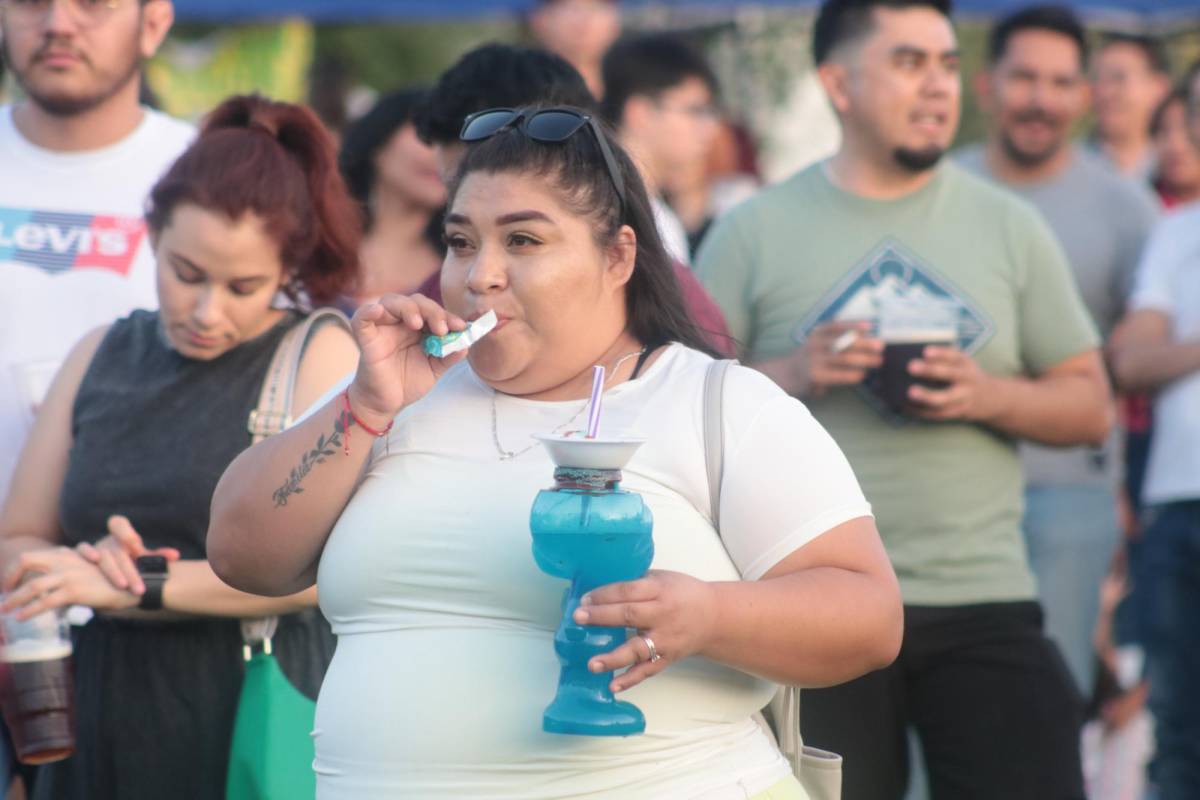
left=423, top=310, right=497, bottom=357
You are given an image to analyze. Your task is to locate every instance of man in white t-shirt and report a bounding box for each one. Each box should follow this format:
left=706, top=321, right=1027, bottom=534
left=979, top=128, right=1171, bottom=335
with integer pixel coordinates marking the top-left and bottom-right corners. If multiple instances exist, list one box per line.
left=599, top=32, right=721, bottom=266
left=0, top=0, right=193, bottom=506
left=1110, top=68, right=1200, bottom=800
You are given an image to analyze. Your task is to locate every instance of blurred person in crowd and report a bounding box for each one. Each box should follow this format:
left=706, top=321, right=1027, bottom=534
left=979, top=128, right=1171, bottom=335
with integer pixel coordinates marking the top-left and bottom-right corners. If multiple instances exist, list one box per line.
left=415, top=44, right=595, bottom=186
left=665, top=119, right=762, bottom=258
left=338, top=87, right=446, bottom=315
left=956, top=4, right=1158, bottom=702
left=207, top=98, right=902, bottom=800
left=600, top=32, right=721, bottom=267
left=414, top=42, right=733, bottom=354
left=1091, top=32, right=1172, bottom=181
left=1122, top=77, right=1200, bottom=556
left=308, top=53, right=354, bottom=142
left=528, top=0, right=620, bottom=100
left=697, top=1, right=1113, bottom=797
left=0, top=95, right=361, bottom=800
left=0, top=1, right=189, bottom=787
left=1081, top=556, right=1154, bottom=800
left=1109, top=70, right=1200, bottom=800
left=0, top=0, right=190, bottom=528
left=1150, top=86, right=1200, bottom=208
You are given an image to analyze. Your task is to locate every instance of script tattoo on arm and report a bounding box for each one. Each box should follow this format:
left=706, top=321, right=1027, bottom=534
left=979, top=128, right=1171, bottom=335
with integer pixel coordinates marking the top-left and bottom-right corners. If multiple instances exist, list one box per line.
left=272, top=416, right=346, bottom=508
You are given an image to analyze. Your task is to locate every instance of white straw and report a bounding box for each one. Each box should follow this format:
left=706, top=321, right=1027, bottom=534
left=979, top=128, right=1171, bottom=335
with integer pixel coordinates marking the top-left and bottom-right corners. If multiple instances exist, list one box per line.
left=585, top=366, right=605, bottom=439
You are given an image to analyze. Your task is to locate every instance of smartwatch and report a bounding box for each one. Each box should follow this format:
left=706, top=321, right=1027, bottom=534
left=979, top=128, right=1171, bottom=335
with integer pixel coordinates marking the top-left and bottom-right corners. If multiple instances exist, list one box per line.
left=136, top=555, right=169, bottom=611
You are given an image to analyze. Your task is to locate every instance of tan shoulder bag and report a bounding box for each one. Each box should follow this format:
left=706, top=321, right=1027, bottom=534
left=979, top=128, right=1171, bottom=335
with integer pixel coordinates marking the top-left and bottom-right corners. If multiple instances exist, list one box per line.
left=241, top=307, right=352, bottom=648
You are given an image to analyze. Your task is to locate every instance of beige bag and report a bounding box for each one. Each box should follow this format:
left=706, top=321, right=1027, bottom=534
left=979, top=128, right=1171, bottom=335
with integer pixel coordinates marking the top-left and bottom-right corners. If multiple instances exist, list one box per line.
left=702, top=359, right=843, bottom=800
left=246, top=308, right=352, bottom=443
left=242, top=307, right=352, bottom=647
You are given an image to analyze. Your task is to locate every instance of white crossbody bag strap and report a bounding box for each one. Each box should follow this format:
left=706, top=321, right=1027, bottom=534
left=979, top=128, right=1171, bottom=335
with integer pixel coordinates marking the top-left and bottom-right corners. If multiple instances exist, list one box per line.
left=702, top=358, right=842, bottom=800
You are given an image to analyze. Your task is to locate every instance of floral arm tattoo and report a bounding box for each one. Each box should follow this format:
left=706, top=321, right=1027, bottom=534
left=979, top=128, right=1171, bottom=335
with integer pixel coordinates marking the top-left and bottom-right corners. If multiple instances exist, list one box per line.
left=271, top=416, right=347, bottom=508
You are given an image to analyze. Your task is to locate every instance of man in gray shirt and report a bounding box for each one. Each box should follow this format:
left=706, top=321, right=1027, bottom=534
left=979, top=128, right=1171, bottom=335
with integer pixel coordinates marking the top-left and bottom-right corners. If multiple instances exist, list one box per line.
left=956, top=5, right=1157, bottom=697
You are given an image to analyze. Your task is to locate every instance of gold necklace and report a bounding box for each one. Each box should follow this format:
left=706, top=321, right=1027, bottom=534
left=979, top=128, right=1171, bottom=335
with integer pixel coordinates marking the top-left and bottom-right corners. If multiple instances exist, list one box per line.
left=490, top=348, right=646, bottom=461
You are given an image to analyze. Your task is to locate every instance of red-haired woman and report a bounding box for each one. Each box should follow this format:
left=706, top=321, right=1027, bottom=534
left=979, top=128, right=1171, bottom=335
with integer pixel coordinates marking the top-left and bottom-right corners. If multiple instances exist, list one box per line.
left=0, top=95, right=361, bottom=800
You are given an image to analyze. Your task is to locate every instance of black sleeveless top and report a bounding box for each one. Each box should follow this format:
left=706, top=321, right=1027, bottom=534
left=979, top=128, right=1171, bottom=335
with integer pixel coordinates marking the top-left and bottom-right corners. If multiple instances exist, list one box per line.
left=36, top=309, right=335, bottom=800
left=60, top=309, right=298, bottom=557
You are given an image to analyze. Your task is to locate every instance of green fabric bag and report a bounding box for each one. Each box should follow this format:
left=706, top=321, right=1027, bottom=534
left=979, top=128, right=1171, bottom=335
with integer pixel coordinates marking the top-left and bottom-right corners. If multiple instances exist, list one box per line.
left=225, top=310, right=347, bottom=800
left=225, top=634, right=318, bottom=800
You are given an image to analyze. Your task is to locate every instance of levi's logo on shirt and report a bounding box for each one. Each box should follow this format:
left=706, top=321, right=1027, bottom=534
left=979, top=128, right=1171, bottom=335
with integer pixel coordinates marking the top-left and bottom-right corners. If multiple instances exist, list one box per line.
left=0, top=206, right=145, bottom=277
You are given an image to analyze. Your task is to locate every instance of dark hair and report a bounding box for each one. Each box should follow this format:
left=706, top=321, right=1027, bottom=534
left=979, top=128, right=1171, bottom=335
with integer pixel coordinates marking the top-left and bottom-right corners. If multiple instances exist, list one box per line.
left=988, top=5, right=1087, bottom=67
left=599, top=33, right=720, bottom=127
left=1150, top=86, right=1188, bottom=137
left=813, top=0, right=952, bottom=65
left=447, top=107, right=718, bottom=357
left=1098, top=32, right=1171, bottom=76
left=415, top=44, right=595, bottom=146
left=308, top=54, right=352, bottom=135
left=146, top=95, right=361, bottom=306
left=339, top=87, right=429, bottom=222
left=1186, top=59, right=1200, bottom=108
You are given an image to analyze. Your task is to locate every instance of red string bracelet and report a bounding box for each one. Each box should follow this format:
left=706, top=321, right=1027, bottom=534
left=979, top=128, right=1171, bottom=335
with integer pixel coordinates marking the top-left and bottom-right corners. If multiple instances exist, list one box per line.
left=340, top=389, right=394, bottom=455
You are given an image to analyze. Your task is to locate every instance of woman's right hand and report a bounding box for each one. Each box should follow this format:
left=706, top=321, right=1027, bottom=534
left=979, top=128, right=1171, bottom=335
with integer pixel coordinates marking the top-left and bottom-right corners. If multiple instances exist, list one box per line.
left=347, top=294, right=469, bottom=425
left=75, top=515, right=181, bottom=595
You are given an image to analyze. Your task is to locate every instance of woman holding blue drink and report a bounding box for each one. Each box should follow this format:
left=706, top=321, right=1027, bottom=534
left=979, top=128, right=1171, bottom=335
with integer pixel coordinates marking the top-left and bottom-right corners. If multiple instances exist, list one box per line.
left=209, top=105, right=902, bottom=799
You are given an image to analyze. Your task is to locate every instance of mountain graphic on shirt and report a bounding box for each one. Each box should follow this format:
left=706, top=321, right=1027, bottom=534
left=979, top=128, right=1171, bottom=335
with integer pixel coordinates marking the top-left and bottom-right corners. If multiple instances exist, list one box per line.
left=0, top=206, right=146, bottom=277
left=792, top=237, right=995, bottom=422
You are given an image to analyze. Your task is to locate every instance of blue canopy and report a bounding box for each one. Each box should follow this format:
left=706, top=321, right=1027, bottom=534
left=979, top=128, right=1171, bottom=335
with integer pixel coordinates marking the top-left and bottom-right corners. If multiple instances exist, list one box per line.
left=170, top=0, right=536, bottom=21
left=170, top=0, right=1199, bottom=25
left=955, top=0, right=1198, bottom=23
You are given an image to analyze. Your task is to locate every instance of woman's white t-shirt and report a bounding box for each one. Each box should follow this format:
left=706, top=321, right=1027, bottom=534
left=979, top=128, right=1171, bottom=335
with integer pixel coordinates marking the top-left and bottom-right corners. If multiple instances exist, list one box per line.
left=314, top=344, right=872, bottom=799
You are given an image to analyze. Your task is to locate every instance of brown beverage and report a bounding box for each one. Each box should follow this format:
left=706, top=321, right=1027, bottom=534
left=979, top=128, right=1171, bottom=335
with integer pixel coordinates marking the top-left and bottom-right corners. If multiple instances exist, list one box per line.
left=0, top=640, right=75, bottom=764
left=878, top=331, right=956, bottom=414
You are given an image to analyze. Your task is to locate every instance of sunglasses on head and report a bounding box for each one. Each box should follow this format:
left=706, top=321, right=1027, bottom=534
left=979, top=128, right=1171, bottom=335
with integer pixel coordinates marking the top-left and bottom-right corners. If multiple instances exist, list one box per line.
left=459, top=107, right=628, bottom=219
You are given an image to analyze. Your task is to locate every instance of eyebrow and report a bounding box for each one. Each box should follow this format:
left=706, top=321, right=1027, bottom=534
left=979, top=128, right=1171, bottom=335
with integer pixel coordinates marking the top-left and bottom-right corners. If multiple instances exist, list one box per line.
left=168, top=251, right=271, bottom=283
left=444, top=210, right=555, bottom=227
left=497, top=210, right=554, bottom=226
left=892, top=45, right=961, bottom=59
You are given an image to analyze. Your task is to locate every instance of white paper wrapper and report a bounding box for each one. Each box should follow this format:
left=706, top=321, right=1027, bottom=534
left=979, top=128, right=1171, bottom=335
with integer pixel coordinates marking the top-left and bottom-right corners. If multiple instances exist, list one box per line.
left=422, top=310, right=497, bottom=357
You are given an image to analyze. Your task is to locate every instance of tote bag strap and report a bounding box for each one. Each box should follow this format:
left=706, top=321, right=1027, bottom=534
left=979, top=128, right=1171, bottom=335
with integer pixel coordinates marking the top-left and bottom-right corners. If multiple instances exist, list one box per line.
left=241, top=308, right=352, bottom=648
left=247, top=308, right=352, bottom=445
left=702, top=359, right=734, bottom=527
left=701, top=358, right=841, bottom=800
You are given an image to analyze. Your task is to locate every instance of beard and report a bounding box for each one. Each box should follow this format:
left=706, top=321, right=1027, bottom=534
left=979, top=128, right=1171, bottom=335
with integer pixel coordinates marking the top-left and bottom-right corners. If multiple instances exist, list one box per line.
left=998, top=108, right=1067, bottom=168
left=3, top=34, right=143, bottom=118
left=892, top=146, right=946, bottom=173
left=999, top=131, right=1063, bottom=168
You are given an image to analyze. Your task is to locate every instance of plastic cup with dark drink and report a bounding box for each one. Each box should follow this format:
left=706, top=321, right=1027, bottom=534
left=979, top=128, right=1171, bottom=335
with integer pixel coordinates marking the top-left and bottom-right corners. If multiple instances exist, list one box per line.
left=875, top=295, right=959, bottom=414
left=0, top=607, right=75, bottom=765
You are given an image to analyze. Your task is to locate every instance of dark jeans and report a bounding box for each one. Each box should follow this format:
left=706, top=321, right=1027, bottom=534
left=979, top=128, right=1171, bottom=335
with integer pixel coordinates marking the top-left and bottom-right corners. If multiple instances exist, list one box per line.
left=1139, top=501, right=1200, bottom=800
left=801, top=602, right=1084, bottom=800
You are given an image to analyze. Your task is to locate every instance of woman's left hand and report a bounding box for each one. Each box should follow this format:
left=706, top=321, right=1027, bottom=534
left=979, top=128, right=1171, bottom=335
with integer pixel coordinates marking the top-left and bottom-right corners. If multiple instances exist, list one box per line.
left=572, top=570, right=718, bottom=693
left=1, top=547, right=138, bottom=620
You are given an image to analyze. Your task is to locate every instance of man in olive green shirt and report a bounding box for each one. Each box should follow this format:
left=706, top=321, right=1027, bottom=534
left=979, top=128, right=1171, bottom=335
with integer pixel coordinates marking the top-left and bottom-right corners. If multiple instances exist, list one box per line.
left=696, top=2, right=1112, bottom=798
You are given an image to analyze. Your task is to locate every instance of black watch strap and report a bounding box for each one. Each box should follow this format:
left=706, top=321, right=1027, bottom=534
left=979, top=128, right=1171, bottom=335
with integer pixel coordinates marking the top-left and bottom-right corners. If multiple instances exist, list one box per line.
left=136, top=557, right=168, bottom=611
